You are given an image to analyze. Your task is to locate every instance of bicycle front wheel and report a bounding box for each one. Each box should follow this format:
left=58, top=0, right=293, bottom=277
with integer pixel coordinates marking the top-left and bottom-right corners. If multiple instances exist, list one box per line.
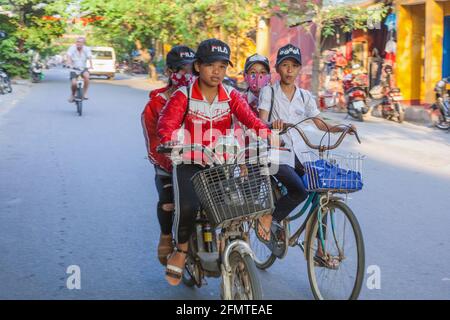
left=76, top=87, right=83, bottom=116
left=225, top=251, right=262, bottom=300
left=306, top=200, right=365, bottom=300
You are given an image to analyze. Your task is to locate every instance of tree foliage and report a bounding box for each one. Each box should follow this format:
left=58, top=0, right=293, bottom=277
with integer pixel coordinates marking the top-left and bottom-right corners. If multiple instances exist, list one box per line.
left=0, top=0, right=69, bottom=77
left=81, top=0, right=275, bottom=73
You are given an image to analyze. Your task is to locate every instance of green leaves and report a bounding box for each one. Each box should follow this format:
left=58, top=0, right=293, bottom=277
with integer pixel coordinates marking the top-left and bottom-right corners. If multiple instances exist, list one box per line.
left=0, top=0, right=70, bottom=77
left=287, top=1, right=388, bottom=39
left=81, top=0, right=268, bottom=61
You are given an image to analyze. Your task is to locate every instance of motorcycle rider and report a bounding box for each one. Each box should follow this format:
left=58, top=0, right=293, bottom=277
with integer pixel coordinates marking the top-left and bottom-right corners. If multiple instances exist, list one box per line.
left=141, top=46, right=196, bottom=266
left=67, top=37, right=93, bottom=102
left=157, top=38, right=273, bottom=286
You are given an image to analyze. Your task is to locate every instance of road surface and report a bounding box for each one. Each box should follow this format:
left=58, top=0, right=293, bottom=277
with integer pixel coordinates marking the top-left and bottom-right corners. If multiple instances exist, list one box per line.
left=0, top=68, right=449, bottom=299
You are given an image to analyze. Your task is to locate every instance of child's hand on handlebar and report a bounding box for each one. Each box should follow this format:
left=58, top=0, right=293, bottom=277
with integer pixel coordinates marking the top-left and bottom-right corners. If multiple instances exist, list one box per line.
left=271, top=119, right=285, bottom=131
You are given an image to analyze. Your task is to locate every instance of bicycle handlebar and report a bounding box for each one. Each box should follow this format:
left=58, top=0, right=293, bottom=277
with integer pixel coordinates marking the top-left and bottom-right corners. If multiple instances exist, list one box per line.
left=156, top=139, right=283, bottom=165
left=278, top=118, right=361, bottom=152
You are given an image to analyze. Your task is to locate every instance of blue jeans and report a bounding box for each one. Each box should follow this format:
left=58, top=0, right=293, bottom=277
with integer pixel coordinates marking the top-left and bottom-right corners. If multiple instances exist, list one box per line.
left=273, top=158, right=309, bottom=223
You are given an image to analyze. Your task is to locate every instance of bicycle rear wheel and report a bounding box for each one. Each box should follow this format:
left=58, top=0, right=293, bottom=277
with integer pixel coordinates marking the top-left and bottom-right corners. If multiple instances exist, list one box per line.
left=306, top=200, right=365, bottom=300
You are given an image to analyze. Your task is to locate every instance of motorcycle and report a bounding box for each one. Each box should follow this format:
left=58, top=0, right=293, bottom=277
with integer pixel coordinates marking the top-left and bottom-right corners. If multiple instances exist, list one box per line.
left=0, top=63, right=12, bottom=95
left=157, top=138, right=271, bottom=299
left=344, top=66, right=369, bottom=121
left=30, top=61, right=44, bottom=83
left=369, top=65, right=405, bottom=123
left=430, top=77, right=450, bottom=130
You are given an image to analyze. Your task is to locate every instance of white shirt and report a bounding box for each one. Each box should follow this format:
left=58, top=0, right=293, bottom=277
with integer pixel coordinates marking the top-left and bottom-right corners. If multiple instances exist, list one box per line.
left=67, top=45, right=92, bottom=69
left=258, top=81, right=320, bottom=167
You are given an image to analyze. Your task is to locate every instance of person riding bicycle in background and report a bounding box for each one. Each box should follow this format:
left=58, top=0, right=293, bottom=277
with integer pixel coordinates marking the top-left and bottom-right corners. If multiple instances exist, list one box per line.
left=257, top=44, right=357, bottom=244
left=141, top=45, right=196, bottom=266
left=157, top=38, right=273, bottom=286
left=67, top=37, right=93, bottom=102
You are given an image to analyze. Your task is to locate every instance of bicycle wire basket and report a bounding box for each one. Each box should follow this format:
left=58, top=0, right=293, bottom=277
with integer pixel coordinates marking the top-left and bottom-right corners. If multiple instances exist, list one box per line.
left=191, top=160, right=274, bottom=228
left=299, top=151, right=365, bottom=193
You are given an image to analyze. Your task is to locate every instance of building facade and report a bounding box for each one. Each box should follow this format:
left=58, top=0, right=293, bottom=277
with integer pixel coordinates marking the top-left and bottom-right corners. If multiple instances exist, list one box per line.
left=395, top=0, right=450, bottom=105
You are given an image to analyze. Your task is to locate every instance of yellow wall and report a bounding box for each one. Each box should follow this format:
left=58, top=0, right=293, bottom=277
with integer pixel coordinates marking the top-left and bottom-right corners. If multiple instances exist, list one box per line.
left=396, top=0, right=447, bottom=104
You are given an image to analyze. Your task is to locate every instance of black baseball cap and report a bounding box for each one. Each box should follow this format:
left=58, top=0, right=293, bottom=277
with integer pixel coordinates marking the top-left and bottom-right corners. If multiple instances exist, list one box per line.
left=194, top=38, right=233, bottom=67
left=166, top=45, right=196, bottom=70
left=276, top=44, right=302, bottom=66
left=244, top=54, right=270, bottom=73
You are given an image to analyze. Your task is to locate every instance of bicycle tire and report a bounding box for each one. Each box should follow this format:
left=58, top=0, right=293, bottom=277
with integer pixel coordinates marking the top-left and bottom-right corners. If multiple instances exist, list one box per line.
left=305, top=200, right=365, bottom=300
left=247, top=180, right=282, bottom=270
left=248, top=221, right=277, bottom=270
left=182, top=255, right=197, bottom=288
left=76, top=87, right=83, bottom=116
left=182, top=233, right=200, bottom=288
left=225, top=251, right=263, bottom=300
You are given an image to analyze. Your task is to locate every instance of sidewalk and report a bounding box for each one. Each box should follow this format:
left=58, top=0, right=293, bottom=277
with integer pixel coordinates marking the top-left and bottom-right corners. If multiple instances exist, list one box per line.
left=321, top=104, right=436, bottom=128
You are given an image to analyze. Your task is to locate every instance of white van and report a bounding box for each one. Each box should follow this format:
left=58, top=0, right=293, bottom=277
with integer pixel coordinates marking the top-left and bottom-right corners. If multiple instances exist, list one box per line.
left=90, top=47, right=116, bottom=79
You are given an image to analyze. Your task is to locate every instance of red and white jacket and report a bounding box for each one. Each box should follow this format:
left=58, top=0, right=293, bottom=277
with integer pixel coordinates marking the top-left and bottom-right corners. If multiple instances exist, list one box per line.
left=141, top=86, right=173, bottom=172
left=157, top=79, right=270, bottom=163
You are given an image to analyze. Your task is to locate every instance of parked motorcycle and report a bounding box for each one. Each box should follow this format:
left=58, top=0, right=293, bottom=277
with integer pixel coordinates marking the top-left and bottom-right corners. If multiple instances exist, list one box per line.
left=30, top=61, right=44, bottom=83
left=430, top=77, right=450, bottom=130
left=369, top=65, right=405, bottom=123
left=344, top=66, right=369, bottom=121
left=0, top=63, right=12, bottom=95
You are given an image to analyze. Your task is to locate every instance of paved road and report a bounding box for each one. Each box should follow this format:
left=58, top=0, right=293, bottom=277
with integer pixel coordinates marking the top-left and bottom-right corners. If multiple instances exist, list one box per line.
left=0, top=68, right=449, bottom=299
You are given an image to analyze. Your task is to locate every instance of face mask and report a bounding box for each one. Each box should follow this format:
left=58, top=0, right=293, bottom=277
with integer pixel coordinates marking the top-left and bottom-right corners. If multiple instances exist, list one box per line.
left=170, top=71, right=194, bottom=88
left=245, top=73, right=271, bottom=94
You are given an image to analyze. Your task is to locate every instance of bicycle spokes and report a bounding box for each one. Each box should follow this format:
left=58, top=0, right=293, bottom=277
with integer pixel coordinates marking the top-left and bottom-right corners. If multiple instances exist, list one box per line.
left=308, top=202, right=363, bottom=300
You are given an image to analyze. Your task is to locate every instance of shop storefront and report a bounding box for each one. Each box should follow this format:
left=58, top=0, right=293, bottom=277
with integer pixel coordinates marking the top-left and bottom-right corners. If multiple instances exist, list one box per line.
left=396, top=0, right=450, bottom=105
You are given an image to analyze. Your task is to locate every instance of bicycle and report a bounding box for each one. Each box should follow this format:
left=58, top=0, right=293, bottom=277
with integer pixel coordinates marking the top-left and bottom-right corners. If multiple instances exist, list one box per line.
left=71, top=68, right=86, bottom=116
left=157, top=139, right=274, bottom=300
left=248, top=118, right=366, bottom=300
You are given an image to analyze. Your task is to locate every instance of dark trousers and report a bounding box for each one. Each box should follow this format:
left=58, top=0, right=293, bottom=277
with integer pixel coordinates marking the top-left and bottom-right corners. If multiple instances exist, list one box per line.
left=173, top=164, right=203, bottom=244
left=272, top=158, right=309, bottom=223
left=154, top=172, right=174, bottom=235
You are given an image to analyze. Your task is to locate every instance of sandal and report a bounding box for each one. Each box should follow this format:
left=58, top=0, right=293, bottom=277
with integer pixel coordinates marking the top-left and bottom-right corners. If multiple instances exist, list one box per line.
left=165, top=247, right=188, bottom=286
left=255, top=216, right=271, bottom=244
left=157, top=234, right=174, bottom=266
left=314, top=253, right=341, bottom=270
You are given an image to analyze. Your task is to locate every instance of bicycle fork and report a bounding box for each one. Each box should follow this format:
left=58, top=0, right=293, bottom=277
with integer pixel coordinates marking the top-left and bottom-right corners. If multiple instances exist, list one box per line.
left=220, top=240, right=255, bottom=300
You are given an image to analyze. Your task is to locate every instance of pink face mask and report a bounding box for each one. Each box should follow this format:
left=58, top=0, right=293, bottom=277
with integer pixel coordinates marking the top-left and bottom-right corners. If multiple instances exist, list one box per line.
left=170, top=72, right=194, bottom=88
left=245, top=73, right=271, bottom=94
